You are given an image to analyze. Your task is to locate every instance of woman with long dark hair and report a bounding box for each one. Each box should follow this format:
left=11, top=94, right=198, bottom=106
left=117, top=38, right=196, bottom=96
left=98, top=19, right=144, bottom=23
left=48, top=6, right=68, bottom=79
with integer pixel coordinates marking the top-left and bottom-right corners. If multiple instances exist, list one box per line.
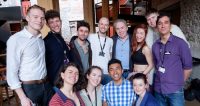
left=49, top=63, right=85, bottom=106
left=80, top=66, right=103, bottom=106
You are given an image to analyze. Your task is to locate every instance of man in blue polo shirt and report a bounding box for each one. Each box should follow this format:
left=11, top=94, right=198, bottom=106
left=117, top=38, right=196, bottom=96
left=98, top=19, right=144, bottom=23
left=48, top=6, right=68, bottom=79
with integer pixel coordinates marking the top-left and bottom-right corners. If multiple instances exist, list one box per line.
left=102, top=59, right=135, bottom=106
left=152, top=13, right=192, bottom=106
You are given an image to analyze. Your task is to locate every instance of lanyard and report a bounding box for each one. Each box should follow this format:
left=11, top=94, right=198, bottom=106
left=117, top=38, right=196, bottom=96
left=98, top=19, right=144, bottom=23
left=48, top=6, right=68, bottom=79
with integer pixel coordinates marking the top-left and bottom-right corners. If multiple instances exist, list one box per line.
left=98, top=33, right=106, bottom=53
left=52, top=32, right=69, bottom=63
left=85, top=88, right=97, bottom=106
left=159, top=44, right=167, bottom=67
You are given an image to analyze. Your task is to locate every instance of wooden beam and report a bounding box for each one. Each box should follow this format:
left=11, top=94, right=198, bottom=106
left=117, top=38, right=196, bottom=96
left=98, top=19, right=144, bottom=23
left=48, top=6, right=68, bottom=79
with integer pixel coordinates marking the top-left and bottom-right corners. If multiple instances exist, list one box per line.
left=52, top=0, right=59, bottom=11
left=157, top=0, right=180, bottom=10
left=112, top=0, right=119, bottom=21
left=102, top=0, right=109, bottom=18
left=83, top=0, right=95, bottom=33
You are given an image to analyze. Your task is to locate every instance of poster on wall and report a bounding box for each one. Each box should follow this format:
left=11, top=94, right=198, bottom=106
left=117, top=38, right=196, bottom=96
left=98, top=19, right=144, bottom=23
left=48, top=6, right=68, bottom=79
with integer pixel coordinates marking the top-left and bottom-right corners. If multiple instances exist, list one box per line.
left=21, top=0, right=37, bottom=17
left=59, top=0, right=84, bottom=42
left=59, top=0, right=84, bottom=21
left=0, top=0, right=21, bottom=7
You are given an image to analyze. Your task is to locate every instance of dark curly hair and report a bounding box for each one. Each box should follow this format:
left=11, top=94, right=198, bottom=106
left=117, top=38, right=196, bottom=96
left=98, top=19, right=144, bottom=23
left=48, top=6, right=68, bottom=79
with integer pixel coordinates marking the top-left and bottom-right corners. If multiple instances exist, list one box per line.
left=55, top=62, right=85, bottom=92
left=77, top=21, right=90, bottom=31
left=45, top=9, right=60, bottom=22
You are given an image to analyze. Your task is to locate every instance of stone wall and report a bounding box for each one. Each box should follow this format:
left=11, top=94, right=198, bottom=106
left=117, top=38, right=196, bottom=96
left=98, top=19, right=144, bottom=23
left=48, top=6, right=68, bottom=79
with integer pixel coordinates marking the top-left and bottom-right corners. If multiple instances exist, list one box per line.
left=180, top=0, right=200, bottom=59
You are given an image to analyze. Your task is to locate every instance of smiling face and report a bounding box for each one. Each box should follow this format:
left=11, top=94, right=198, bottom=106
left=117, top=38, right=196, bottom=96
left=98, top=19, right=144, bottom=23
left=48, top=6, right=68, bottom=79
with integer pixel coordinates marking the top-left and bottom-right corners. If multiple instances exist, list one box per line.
left=26, top=8, right=45, bottom=32
left=77, top=26, right=89, bottom=41
left=133, top=79, right=147, bottom=96
left=146, top=13, right=158, bottom=28
left=136, top=28, right=146, bottom=43
left=61, top=66, right=79, bottom=85
left=115, top=21, right=128, bottom=39
left=98, top=18, right=109, bottom=34
left=108, top=63, right=123, bottom=84
left=157, top=16, right=171, bottom=36
left=47, top=17, right=61, bottom=33
left=87, top=68, right=102, bottom=87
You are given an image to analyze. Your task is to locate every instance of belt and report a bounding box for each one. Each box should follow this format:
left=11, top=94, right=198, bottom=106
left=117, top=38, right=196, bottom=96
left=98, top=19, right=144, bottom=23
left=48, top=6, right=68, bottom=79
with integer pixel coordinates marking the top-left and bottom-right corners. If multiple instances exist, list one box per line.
left=22, top=77, right=47, bottom=84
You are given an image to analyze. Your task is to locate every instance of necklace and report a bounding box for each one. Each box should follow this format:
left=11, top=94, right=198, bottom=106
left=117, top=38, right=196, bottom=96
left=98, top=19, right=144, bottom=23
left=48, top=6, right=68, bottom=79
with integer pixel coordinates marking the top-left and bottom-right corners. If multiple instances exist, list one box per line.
left=85, top=87, right=97, bottom=106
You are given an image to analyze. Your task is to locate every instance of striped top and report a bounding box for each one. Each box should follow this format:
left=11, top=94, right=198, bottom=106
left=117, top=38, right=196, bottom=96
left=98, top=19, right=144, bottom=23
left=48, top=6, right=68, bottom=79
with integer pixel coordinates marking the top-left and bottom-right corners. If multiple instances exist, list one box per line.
left=49, top=87, right=85, bottom=106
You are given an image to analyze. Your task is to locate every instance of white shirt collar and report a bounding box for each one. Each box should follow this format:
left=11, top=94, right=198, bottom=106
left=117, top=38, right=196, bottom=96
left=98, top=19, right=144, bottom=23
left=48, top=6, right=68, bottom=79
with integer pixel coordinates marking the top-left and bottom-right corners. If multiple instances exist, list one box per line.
left=23, top=27, right=42, bottom=38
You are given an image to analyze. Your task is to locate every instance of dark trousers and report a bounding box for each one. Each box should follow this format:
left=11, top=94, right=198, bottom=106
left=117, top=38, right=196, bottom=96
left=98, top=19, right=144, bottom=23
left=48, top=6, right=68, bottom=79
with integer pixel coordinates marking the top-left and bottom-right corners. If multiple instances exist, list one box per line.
left=22, top=82, right=54, bottom=106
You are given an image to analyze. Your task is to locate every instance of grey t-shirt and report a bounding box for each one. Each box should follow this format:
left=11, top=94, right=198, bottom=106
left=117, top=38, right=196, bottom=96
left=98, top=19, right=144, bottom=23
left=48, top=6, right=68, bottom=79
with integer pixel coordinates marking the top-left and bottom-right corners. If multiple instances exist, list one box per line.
left=74, top=39, right=89, bottom=73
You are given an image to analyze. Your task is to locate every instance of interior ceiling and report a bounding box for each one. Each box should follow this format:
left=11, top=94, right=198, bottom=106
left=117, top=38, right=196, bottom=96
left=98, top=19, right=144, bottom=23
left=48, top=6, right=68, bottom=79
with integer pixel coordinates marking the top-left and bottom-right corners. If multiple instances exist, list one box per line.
left=162, top=2, right=180, bottom=11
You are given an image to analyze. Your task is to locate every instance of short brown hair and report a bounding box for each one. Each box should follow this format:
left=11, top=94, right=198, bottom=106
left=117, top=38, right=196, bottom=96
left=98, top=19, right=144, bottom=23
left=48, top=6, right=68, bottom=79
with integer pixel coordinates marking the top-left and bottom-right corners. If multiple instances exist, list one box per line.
left=77, top=21, right=90, bottom=31
left=145, top=8, right=158, bottom=18
left=27, top=4, right=45, bottom=15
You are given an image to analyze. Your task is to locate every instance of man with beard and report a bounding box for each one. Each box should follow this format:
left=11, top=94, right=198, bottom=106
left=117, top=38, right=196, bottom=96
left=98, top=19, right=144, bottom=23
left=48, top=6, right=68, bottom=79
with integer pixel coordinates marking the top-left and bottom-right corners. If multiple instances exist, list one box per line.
left=69, top=21, right=92, bottom=74
left=88, top=17, right=113, bottom=85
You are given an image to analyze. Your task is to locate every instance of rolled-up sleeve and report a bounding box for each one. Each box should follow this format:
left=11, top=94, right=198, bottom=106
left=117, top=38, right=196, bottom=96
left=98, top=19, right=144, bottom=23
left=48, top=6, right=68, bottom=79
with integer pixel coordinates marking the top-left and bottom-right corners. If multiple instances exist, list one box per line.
left=6, top=36, right=22, bottom=89
left=179, top=40, right=192, bottom=70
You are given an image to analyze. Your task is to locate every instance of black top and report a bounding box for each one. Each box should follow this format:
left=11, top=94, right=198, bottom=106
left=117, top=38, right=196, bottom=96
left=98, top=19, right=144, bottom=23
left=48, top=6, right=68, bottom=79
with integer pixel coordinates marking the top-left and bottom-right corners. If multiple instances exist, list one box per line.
left=131, top=48, right=148, bottom=65
left=44, top=32, right=70, bottom=85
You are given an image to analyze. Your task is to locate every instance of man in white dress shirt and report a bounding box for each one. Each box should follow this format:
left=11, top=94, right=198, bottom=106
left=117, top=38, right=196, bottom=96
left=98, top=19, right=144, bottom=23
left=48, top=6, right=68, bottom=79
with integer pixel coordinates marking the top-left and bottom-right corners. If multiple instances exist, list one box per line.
left=7, top=5, right=53, bottom=106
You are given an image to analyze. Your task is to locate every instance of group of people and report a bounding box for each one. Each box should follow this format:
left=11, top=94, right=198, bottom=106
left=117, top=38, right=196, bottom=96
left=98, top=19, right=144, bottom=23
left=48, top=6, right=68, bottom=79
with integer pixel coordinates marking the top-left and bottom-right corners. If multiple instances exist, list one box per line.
left=6, top=4, right=192, bottom=106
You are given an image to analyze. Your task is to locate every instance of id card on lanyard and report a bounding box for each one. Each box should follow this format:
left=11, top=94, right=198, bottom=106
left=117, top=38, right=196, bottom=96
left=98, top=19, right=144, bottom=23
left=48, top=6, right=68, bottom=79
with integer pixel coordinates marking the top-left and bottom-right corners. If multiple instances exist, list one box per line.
left=158, top=44, right=167, bottom=73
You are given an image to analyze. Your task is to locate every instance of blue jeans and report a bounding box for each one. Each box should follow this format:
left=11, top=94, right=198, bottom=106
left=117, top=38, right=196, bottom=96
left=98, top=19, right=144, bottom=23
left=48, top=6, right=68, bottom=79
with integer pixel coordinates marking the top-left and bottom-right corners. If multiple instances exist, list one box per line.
left=22, top=82, right=54, bottom=106
left=154, top=88, right=184, bottom=106
left=101, top=74, right=112, bottom=85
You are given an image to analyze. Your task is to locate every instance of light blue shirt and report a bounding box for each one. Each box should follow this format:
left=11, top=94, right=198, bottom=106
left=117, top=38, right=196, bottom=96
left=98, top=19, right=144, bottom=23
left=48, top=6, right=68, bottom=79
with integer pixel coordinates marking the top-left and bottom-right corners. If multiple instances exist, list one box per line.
left=115, top=36, right=130, bottom=69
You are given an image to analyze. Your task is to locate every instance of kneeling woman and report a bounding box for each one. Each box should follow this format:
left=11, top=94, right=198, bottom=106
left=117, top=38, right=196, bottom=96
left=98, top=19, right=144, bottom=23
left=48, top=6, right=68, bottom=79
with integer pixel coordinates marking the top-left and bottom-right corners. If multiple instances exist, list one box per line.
left=131, top=73, right=159, bottom=106
left=80, top=66, right=103, bottom=106
left=49, top=63, right=85, bottom=106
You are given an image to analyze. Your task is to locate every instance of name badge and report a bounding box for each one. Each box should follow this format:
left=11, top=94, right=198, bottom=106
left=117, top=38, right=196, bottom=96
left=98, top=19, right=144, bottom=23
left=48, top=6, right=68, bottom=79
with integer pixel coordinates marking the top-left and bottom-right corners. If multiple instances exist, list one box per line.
left=99, top=51, right=105, bottom=57
left=158, top=66, right=165, bottom=73
left=165, top=51, right=171, bottom=55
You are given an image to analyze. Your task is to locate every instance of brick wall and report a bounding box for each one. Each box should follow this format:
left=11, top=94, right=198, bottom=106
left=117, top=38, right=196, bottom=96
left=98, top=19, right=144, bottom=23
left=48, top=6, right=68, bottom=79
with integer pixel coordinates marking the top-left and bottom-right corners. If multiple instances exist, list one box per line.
left=180, top=0, right=200, bottom=58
